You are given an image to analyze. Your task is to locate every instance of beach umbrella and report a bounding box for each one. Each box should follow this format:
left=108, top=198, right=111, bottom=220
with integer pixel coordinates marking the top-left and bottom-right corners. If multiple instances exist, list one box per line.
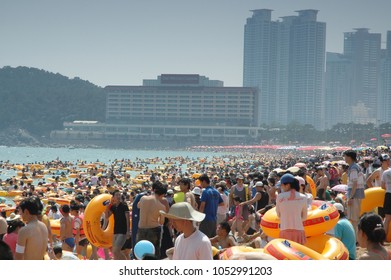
left=331, top=184, right=348, bottom=193
left=370, top=138, right=377, bottom=141
left=381, top=133, right=391, bottom=138
left=376, top=145, right=389, bottom=150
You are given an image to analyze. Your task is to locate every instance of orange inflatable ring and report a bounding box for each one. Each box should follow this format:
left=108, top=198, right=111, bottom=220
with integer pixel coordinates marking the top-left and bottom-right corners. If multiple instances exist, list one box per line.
left=359, top=187, right=391, bottom=242
left=260, top=200, right=339, bottom=238
left=50, top=219, right=61, bottom=237
left=306, top=175, right=317, bottom=198
left=360, top=187, right=385, bottom=215
left=219, top=246, right=264, bottom=260
left=304, top=234, right=349, bottom=260
left=83, top=194, right=114, bottom=248
left=263, top=234, right=348, bottom=260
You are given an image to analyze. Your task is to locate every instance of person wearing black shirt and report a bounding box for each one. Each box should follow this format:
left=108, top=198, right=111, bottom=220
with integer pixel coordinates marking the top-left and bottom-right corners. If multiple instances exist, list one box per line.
left=105, top=189, right=130, bottom=260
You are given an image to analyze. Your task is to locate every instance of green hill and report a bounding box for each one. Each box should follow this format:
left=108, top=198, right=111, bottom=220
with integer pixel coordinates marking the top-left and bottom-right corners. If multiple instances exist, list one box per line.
left=0, top=66, right=106, bottom=136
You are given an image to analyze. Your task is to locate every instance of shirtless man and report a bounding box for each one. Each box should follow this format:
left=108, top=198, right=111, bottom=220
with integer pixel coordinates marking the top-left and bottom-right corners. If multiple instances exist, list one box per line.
left=137, top=181, right=168, bottom=259
left=210, top=222, right=237, bottom=249
left=60, top=204, right=74, bottom=252
left=15, top=196, right=48, bottom=260
left=178, top=177, right=196, bottom=208
left=315, top=166, right=329, bottom=200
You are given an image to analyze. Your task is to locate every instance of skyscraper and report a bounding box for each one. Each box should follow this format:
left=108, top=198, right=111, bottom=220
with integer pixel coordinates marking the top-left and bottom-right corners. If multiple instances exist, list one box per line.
left=243, top=9, right=278, bottom=126
left=343, top=28, right=381, bottom=124
left=380, top=31, right=391, bottom=124
left=243, top=9, right=326, bottom=129
left=325, top=52, right=353, bottom=128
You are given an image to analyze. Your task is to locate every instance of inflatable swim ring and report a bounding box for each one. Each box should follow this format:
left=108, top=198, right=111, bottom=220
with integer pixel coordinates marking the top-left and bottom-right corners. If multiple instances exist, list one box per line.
left=260, top=200, right=339, bottom=238
left=50, top=219, right=61, bottom=237
left=304, top=234, right=349, bottom=260
left=358, top=187, right=391, bottom=242
left=0, top=206, right=16, bottom=217
left=219, top=246, right=265, bottom=260
left=83, top=194, right=114, bottom=248
left=264, top=238, right=327, bottom=260
left=6, top=190, right=23, bottom=197
left=360, top=187, right=385, bottom=215
left=48, top=198, right=71, bottom=206
left=264, top=235, right=348, bottom=260
left=306, top=175, right=317, bottom=198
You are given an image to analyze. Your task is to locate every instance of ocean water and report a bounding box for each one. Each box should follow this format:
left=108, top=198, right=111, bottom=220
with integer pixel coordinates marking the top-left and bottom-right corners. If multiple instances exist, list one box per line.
left=0, top=146, right=235, bottom=206
left=0, top=146, right=229, bottom=164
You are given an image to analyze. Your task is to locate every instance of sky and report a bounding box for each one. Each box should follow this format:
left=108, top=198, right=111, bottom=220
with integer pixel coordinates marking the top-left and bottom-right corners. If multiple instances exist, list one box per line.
left=1, top=0, right=390, bottom=87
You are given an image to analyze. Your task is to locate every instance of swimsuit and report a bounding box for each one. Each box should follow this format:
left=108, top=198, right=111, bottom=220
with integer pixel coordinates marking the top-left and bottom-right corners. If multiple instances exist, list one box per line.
left=63, top=237, right=75, bottom=248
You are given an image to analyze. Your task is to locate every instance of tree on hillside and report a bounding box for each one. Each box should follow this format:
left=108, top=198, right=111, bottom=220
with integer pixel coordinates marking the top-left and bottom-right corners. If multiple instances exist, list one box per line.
left=0, top=66, right=106, bottom=136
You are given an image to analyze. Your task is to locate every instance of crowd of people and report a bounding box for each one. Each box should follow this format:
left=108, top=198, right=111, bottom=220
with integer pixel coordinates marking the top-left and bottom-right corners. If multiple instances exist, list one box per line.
left=0, top=146, right=391, bottom=260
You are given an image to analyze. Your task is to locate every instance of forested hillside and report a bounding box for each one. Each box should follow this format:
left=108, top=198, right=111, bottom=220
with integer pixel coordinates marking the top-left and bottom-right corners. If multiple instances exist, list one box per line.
left=0, top=66, right=106, bottom=136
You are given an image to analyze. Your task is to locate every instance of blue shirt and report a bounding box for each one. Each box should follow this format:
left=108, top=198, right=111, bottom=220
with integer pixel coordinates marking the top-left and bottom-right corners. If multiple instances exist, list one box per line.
left=334, top=218, right=356, bottom=259
left=131, top=192, right=147, bottom=248
left=200, top=186, right=223, bottom=221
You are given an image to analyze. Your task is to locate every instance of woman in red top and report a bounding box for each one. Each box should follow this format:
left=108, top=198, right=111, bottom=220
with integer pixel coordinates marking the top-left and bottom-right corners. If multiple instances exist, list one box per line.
left=3, top=217, right=25, bottom=257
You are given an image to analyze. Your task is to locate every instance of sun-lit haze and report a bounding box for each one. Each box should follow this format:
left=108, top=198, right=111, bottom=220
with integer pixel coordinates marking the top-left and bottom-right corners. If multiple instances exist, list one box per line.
left=1, top=0, right=390, bottom=87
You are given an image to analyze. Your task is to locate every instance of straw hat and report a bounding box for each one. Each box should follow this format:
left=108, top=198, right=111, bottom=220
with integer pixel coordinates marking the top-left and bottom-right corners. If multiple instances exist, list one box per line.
left=287, top=166, right=300, bottom=174
left=6, top=213, right=21, bottom=222
left=160, top=202, right=205, bottom=222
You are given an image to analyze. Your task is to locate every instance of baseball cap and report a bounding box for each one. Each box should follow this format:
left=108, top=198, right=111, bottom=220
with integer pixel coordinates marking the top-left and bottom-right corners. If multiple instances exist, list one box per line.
left=255, top=181, right=264, bottom=187
left=280, top=173, right=296, bottom=185
left=167, top=189, right=174, bottom=195
left=334, top=203, right=344, bottom=212
left=192, top=187, right=202, bottom=196
left=379, top=154, right=390, bottom=162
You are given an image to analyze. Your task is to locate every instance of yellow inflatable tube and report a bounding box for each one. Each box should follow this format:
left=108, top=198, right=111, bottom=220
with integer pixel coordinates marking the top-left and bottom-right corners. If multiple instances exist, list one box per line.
left=5, top=190, right=23, bottom=197
left=359, top=187, right=391, bottom=242
left=304, top=234, right=349, bottom=260
left=261, top=200, right=339, bottom=238
left=264, top=235, right=349, bottom=260
left=219, top=246, right=264, bottom=260
left=50, top=219, right=61, bottom=237
left=360, top=187, right=385, bottom=215
left=306, top=175, right=317, bottom=198
left=83, top=194, right=114, bottom=248
left=264, top=238, right=329, bottom=260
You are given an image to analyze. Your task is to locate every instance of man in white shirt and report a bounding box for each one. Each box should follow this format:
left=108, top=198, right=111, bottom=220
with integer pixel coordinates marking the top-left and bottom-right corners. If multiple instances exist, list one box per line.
left=160, top=202, right=212, bottom=260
